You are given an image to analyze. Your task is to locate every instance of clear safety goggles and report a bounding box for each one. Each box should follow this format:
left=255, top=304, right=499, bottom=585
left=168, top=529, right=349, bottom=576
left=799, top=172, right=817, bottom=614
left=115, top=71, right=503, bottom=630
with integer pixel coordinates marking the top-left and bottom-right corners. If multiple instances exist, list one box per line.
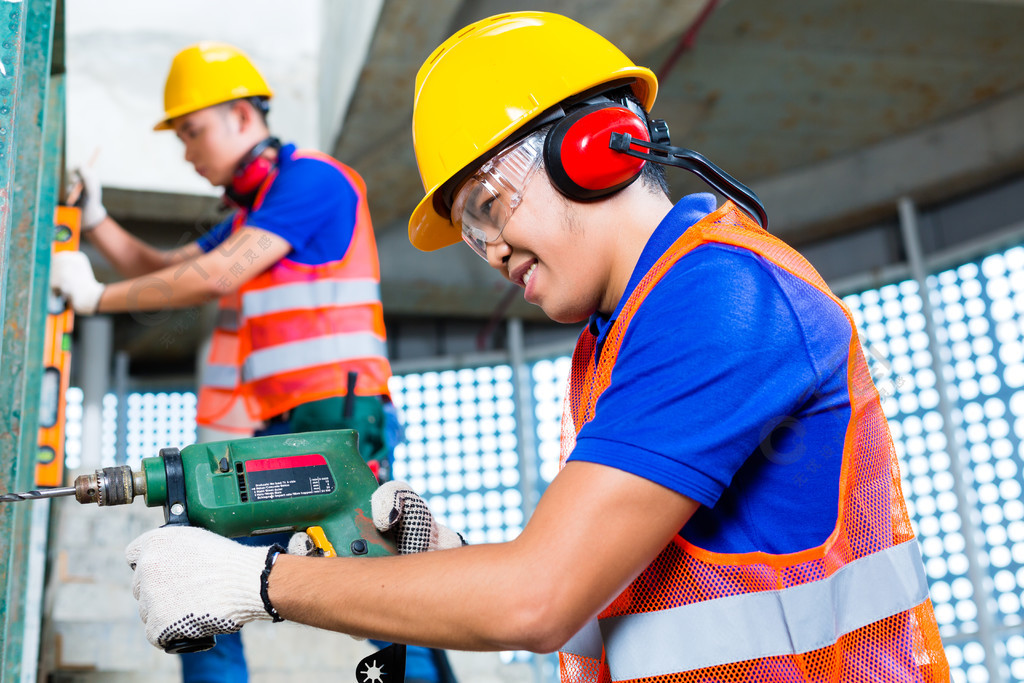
left=452, top=133, right=544, bottom=260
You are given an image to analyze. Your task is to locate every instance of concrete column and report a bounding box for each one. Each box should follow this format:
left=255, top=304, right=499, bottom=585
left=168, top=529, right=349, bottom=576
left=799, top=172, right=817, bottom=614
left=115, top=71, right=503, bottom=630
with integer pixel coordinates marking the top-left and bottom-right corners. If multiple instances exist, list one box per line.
left=78, top=316, right=112, bottom=470
left=898, top=197, right=1003, bottom=682
left=113, top=351, right=129, bottom=466
left=508, top=318, right=539, bottom=518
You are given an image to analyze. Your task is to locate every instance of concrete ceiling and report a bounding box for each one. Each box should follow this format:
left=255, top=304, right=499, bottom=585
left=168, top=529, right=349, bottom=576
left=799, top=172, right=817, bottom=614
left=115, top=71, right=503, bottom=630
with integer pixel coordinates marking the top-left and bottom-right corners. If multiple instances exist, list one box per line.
left=92, top=0, right=1024, bottom=368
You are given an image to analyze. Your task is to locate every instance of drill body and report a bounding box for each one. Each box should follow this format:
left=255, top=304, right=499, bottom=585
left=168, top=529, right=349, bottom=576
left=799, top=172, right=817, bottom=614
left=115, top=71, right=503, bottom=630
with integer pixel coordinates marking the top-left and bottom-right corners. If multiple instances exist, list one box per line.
left=82, top=429, right=396, bottom=559
left=7, top=429, right=406, bottom=674
left=146, top=429, right=395, bottom=558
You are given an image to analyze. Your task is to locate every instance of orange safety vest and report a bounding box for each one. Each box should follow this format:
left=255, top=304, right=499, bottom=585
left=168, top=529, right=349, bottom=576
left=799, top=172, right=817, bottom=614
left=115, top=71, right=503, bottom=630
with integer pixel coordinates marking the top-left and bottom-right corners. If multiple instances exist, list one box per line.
left=197, top=151, right=392, bottom=433
left=557, top=203, right=948, bottom=682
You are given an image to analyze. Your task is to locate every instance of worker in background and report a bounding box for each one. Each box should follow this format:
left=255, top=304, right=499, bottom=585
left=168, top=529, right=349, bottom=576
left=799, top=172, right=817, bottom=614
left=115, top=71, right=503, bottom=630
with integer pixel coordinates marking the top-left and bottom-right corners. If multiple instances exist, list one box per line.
left=50, top=42, right=451, bottom=683
left=121, top=13, right=949, bottom=682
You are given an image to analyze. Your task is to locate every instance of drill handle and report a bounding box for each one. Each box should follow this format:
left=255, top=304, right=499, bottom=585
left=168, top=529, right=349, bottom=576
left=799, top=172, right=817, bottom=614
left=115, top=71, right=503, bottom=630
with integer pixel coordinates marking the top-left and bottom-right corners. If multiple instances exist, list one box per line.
left=157, top=447, right=219, bottom=654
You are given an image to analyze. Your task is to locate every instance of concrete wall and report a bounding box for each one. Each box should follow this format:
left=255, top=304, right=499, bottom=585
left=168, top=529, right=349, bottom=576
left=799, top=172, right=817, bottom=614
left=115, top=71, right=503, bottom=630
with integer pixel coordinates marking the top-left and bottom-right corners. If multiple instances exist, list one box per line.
left=65, top=0, right=354, bottom=196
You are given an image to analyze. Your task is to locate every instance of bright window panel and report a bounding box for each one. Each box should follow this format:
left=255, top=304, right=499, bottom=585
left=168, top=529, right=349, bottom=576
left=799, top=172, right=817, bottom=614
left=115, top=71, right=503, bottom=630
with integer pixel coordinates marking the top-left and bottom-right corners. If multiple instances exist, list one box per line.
left=388, top=367, right=522, bottom=544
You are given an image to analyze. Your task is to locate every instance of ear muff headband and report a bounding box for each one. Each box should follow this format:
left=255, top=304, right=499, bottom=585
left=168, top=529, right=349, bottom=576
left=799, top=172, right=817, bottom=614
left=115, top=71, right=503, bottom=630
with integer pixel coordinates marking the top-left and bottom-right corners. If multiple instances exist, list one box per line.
left=608, top=132, right=770, bottom=229
left=450, top=91, right=769, bottom=229
left=544, top=103, right=650, bottom=201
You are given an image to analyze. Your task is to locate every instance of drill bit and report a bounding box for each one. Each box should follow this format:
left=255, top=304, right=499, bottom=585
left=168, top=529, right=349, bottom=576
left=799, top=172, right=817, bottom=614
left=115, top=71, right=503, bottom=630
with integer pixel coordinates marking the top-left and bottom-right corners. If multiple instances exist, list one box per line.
left=0, top=486, right=77, bottom=502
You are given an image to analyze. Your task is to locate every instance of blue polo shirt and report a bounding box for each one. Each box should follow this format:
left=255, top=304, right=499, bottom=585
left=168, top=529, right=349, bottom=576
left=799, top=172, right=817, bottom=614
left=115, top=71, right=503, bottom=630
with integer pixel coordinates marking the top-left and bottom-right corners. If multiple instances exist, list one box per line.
left=197, top=144, right=359, bottom=264
left=568, top=193, right=853, bottom=555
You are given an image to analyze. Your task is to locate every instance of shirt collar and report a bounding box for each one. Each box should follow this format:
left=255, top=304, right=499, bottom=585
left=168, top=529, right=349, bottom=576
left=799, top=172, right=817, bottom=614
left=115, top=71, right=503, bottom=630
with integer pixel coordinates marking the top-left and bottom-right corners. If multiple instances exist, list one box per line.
left=277, top=143, right=297, bottom=166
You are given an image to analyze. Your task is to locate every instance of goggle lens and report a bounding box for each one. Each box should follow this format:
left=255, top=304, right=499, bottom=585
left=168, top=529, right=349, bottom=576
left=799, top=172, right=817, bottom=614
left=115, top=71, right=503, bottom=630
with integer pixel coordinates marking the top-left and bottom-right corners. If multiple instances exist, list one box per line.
left=452, top=134, right=543, bottom=260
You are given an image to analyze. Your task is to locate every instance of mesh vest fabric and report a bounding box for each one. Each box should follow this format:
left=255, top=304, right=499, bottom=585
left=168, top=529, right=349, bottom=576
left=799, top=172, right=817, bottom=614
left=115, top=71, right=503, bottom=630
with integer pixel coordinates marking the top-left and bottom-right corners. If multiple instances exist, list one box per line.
left=197, top=152, right=391, bottom=432
left=557, top=202, right=948, bottom=682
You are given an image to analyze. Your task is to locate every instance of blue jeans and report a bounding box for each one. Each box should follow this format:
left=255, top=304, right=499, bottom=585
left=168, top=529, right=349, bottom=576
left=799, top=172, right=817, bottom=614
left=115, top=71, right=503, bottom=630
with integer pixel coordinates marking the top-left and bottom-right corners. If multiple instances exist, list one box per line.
left=179, top=630, right=246, bottom=683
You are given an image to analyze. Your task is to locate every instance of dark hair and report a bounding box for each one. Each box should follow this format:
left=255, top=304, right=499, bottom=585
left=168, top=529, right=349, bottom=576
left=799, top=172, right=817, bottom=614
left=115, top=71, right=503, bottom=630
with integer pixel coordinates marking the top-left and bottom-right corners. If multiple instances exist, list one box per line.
left=247, top=96, right=271, bottom=124
left=218, top=96, right=271, bottom=125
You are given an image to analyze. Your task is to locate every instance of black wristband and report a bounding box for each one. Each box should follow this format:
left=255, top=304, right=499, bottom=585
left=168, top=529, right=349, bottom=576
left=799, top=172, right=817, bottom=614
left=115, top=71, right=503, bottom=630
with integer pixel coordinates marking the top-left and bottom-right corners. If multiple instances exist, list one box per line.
left=261, top=543, right=286, bottom=623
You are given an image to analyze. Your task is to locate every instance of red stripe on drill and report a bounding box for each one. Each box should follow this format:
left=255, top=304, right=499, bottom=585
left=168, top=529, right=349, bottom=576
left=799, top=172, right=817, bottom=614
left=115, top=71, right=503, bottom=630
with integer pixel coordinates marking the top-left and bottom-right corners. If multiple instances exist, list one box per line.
left=245, top=453, right=326, bottom=472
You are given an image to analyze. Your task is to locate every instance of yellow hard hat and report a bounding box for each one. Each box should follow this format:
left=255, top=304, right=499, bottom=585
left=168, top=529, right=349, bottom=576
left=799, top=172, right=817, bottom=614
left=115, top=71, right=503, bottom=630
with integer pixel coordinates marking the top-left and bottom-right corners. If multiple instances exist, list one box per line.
left=409, top=11, right=658, bottom=252
left=154, top=42, right=273, bottom=131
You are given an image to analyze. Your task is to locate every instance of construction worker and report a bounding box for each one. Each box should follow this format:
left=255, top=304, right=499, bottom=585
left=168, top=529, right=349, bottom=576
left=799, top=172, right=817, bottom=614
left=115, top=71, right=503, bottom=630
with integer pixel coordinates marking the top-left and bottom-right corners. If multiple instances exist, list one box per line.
left=51, top=42, right=450, bottom=683
left=122, top=13, right=949, bottom=682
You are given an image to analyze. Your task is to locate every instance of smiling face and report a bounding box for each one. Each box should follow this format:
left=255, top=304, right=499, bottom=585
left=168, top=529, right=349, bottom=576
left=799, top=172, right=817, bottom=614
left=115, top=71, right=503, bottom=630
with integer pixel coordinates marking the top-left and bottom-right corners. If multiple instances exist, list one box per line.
left=482, top=172, right=620, bottom=324
left=171, top=101, right=266, bottom=187
left=473, top=151, right=677, bottom=324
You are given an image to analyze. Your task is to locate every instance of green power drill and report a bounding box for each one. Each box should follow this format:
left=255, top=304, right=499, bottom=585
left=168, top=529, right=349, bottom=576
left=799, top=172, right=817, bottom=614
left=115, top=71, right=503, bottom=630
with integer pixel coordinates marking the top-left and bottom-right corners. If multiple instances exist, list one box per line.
left=1, top=429, right=406, bottom=676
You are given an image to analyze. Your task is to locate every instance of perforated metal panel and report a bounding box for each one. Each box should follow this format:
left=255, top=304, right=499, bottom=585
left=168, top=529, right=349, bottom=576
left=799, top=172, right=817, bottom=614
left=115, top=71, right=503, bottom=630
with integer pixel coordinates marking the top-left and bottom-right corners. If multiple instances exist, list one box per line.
left=389, top=368, right=524, bottom=544
left=532, top=357, right=571, bottom=485
left=63, top=388, right=197, bottom=470
left=844, top=243, right=1024, bottom=682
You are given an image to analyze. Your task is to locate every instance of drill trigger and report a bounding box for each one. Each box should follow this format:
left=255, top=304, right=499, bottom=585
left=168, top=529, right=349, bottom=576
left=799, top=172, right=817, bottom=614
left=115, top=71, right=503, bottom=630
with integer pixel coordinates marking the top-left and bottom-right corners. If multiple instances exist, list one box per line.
left=306, top=526, right=337, bottom=558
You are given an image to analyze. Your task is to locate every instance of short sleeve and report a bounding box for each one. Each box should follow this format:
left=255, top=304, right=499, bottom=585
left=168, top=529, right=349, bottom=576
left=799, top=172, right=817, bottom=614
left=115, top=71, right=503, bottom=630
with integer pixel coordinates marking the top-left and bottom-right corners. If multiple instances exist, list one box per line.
left=568, top=245, right=828, bottom=508
left=196, top=216, right=233, bottom=252
left=245, top=155, right=359, bottom=264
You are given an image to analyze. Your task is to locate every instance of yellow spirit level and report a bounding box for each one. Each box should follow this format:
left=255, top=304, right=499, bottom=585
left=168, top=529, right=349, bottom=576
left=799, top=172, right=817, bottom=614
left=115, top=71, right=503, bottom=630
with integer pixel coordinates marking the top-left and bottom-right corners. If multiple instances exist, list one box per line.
left=36, top=205, right=81, bottom=487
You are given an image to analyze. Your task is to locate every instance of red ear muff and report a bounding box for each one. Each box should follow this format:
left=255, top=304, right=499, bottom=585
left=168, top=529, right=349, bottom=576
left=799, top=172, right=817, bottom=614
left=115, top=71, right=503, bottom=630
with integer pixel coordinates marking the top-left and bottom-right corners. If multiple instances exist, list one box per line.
left=232, top=156, right=274, bottom=196
left=223, top=136, right=281, bottom=209
left=544, top=103, right=651, bottom=201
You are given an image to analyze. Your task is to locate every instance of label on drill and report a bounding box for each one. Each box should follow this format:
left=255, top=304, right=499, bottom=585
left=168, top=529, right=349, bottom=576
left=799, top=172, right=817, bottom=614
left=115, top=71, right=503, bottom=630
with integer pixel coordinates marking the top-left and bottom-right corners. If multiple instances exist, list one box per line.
left=245, top=454, right=335, bottom=501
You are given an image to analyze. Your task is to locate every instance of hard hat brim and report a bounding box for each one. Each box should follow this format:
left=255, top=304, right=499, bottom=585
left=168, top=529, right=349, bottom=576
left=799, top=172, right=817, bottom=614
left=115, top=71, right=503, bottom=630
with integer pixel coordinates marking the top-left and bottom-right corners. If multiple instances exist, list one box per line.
left=409, top=193, right=460, bottom=252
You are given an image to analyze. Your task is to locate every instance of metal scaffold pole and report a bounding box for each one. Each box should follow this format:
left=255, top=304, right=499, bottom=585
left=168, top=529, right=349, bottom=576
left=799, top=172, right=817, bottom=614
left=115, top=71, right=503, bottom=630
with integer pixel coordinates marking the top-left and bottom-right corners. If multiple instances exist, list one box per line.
left=0, top=0, right=59, bottom=678
left=898, top=196, right=1004, bottom=681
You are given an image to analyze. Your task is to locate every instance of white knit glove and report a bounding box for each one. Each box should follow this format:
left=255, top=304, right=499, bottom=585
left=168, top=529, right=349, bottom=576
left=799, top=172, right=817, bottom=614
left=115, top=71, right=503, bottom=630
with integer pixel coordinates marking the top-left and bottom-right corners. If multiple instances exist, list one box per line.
left=371, top=481, right=467, bottom=553
left=286, top=532, right=318, bottom=556
left=125, top=526, right=283, bottom=651
left=286, top=482, right=466, bottom=558
left=72, top=166, right=107, bottom=230
left=50, top=251, right=104, bottom=315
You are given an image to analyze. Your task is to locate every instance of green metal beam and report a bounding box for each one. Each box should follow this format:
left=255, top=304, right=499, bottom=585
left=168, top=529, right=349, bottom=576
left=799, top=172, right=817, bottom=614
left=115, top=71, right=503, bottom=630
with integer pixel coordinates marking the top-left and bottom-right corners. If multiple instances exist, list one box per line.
left=0, top=0, right=57, bottom=678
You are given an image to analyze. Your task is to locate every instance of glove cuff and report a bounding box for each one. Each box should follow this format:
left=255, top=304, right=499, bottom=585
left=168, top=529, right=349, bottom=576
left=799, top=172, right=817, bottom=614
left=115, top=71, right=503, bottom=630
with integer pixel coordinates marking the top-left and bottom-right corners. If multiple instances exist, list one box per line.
left=81, top=204, right=107, bottom=231
left=77, top=280, right=105, bottom=315
left=260, top=544, right=286, bottom=623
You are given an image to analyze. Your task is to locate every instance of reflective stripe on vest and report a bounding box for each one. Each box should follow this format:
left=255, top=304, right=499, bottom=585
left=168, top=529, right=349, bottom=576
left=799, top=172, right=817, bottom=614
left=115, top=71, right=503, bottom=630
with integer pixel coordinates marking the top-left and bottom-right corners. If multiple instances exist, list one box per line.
left=561, top=539, right=929, bottom=679
left=241, top=331, right=387, bottom=382
left=241, top=278, right=381, bottom=318
left=203, top=362, right=239, bottom=389
left=560, top=619, right=602, bottom=659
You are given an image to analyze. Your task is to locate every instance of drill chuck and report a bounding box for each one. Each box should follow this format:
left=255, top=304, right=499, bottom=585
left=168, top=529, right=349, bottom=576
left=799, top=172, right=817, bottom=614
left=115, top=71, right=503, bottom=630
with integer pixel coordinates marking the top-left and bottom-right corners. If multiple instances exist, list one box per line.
left=74, top=466, right=146, bottom=506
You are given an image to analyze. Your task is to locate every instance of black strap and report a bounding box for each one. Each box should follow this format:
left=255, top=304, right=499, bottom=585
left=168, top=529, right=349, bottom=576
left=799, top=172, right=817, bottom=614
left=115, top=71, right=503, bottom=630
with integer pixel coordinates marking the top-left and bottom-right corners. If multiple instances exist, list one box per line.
left=609, top=132, right=769, bottom=230
left=160, top=447, right=188, bottom=526
left=343, top=370, right=359, bottom=419
left=260, top=544, right=287, bottom=623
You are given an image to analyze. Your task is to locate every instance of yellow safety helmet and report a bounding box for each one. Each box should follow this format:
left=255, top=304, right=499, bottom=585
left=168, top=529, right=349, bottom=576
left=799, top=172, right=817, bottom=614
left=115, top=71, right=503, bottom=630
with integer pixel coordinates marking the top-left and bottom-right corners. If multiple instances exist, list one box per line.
left=154, top=42, right=273, bottom=131
left=409, top=11, right=658, bottom=252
